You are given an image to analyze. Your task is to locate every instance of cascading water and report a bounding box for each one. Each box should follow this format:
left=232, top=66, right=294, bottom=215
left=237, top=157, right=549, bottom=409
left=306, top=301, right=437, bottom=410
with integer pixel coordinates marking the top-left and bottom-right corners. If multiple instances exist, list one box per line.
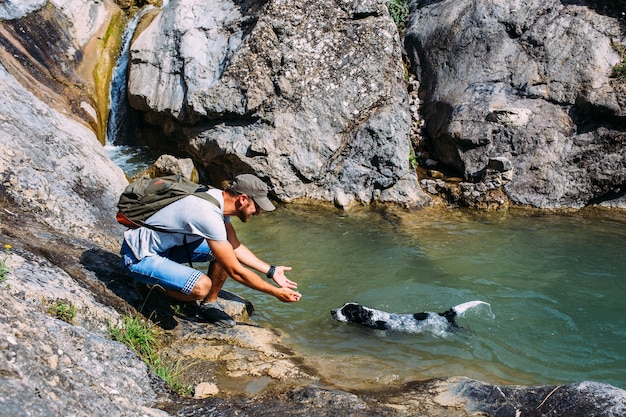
left=105, top=6, right=157, bottom=176
left=105, top=7, right=152, bottom=146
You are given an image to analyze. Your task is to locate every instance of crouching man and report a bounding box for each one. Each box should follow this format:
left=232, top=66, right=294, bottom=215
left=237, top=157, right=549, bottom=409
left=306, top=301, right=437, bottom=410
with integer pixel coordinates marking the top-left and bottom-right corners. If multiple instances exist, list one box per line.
left=120, top=174, right=301, bottom=327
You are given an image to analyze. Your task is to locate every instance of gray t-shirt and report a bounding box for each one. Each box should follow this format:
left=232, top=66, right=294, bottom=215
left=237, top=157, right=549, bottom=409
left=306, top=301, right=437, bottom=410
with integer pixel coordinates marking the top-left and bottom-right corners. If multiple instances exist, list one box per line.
left=123, top=188, right=230, bottom=259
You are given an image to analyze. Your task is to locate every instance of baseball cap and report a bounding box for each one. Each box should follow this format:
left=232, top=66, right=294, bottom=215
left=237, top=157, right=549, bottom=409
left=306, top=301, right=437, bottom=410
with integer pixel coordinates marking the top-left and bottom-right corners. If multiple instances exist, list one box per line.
left=230, top=174, right=276, bottom=211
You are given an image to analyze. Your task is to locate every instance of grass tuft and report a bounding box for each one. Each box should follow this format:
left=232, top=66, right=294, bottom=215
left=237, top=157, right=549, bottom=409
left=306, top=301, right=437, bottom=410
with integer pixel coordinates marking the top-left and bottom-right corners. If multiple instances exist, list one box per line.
left=46, top=299, right=77, bottom=324
left=108, top=313, right=194, bottom=396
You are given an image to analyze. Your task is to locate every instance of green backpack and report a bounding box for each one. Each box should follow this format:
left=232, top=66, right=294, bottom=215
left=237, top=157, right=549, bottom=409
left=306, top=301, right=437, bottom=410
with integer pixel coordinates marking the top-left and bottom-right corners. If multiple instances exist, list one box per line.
left=116, top=175, right=220, bottom=230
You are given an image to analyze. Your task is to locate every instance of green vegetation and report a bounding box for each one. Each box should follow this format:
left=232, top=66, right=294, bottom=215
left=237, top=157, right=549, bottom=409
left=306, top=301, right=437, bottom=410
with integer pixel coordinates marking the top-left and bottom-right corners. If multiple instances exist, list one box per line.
left=46, top=299, right=77, bottom=324
left=387, top=0, right=410, bottom=32
left=611, top=41, right=626, bottom=82
left=108, top=314, right=194, bottom=396
left=0, top=244, right=11, bottom=285
left=409, top=147, right=418, bottom=169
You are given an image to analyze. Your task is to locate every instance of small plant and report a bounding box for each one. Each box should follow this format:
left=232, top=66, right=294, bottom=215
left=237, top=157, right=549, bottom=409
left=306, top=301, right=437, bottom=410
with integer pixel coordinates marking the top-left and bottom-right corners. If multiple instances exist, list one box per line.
left=46, top=299, right=77, bottom=324
left=387, top=0, right=410, bottom=32
left=108, top=314, right=194, bottom=395
left=409, top=148, right=418, bottom=169
left=0, top=244, right=11, bottom=284
left=152, top=357, right=195, bottom=396
left=611, top=40, right=626, bottom=82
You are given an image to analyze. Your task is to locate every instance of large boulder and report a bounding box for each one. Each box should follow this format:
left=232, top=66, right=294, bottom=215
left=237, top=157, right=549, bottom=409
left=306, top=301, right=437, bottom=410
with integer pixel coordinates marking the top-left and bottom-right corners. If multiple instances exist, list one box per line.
left=405, top=0, right=626, bottom=209
left=127, top=0, right=430, bottom=209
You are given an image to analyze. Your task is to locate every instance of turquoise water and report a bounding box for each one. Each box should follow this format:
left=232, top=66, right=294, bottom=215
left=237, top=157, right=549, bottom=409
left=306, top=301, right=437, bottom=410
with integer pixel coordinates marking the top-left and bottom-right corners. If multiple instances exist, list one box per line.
left=107, top=146, right=626, bottom=389
left=223, top=206, right=626, bottom=390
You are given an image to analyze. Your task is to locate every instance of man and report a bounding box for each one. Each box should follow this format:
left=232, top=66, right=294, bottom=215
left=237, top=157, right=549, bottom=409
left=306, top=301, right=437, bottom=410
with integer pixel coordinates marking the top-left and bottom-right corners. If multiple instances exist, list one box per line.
left=120, top=174, right=301, bottom=327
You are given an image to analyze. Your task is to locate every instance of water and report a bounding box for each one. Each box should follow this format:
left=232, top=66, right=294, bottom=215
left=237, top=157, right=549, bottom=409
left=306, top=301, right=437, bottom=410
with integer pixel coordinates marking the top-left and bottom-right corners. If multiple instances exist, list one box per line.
left=101, top=14, right=626, bottom=388
left=106, top=7, right=152, bottom=146
left=104, top=144, right=162, bottom=178
left=219, top=206, right=626, bottom=390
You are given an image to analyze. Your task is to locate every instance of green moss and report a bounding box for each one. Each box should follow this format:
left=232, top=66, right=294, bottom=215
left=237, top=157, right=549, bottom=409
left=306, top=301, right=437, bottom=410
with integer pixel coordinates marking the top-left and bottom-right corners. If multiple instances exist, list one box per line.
left=93, top=10, right=127, bottom=143
left=0, top=244, right=11, bottom=285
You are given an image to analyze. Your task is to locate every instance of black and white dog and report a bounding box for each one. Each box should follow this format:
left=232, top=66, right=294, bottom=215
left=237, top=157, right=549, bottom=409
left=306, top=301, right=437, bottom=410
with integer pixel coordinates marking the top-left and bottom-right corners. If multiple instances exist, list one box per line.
left=331, top=301, right=490, bottom=334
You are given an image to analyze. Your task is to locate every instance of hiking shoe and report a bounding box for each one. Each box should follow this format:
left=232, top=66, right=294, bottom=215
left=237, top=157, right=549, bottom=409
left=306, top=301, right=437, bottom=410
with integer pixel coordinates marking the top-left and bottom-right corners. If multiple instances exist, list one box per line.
left=198, top=302, right=236, bottom=327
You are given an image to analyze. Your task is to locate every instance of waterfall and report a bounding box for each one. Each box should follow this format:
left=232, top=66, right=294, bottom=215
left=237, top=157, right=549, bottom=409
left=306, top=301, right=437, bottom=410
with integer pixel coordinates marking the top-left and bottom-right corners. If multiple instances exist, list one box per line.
left=105, top=6, right=152, bottom=146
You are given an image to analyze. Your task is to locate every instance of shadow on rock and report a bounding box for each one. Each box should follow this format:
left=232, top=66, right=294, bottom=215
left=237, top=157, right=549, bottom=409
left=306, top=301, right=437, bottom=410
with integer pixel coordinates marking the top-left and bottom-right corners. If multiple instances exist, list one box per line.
left=79, top=247, right=182, bottom=330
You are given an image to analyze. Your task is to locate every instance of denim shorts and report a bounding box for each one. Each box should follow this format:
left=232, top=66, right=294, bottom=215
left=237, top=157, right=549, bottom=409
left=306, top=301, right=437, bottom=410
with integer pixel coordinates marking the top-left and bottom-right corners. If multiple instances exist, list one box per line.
left=120, top=238, right=215, bottom=295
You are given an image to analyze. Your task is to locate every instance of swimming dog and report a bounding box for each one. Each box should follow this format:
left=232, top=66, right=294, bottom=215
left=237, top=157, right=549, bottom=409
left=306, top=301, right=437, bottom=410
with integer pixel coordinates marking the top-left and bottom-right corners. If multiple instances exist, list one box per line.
left=331, top=301, right=490, bottom=334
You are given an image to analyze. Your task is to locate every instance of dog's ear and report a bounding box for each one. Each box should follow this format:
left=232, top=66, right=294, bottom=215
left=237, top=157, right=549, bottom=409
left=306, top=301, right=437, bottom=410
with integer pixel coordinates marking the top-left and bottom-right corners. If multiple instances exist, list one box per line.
left=341, top=304, right=359, bottom=321
left=374, top=320, right=389, bottom=330
left=342, top=304, right=370, bottom=323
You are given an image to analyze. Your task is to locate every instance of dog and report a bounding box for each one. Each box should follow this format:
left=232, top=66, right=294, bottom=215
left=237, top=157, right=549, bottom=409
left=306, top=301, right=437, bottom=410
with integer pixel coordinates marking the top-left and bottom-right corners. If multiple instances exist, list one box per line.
left=331, top=300, right=490, bottom=334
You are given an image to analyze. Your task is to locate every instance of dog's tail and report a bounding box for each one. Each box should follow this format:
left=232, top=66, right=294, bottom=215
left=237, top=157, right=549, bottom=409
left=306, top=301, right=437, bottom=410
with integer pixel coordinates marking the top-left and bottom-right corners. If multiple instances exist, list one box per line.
left=449, top=300, right=493, bottom=324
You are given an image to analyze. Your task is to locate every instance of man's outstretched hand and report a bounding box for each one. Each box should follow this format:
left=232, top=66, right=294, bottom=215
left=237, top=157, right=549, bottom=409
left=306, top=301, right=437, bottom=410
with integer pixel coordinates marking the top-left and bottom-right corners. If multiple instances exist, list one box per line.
left=272, top=266, right=298, bottom=289
left=275, top=287, right=301, bottom=302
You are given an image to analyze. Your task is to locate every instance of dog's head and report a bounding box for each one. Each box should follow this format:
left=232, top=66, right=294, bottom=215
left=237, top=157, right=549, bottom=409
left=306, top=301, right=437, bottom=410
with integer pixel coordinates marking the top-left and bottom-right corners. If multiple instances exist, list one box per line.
left=331, top=302, right=372, bottom=324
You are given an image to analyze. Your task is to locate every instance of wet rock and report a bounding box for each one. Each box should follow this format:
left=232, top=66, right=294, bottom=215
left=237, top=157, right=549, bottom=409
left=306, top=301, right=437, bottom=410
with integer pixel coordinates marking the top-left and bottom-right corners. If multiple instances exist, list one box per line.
left=443, top=377, right=626, bottom=417
left=0, top=0, right=126, bottom=140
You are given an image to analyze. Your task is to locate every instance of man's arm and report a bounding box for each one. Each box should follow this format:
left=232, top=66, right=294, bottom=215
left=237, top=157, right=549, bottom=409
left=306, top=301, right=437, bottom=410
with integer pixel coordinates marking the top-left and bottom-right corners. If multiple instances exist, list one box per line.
left=225, top=223, right=298, bottom=289
left=208, top=239, right=301, bottom=302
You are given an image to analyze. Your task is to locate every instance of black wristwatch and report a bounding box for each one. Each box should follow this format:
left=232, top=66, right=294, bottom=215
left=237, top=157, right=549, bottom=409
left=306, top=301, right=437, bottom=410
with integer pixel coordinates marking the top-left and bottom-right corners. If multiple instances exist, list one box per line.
left=266, top=264, right=276, bottom=279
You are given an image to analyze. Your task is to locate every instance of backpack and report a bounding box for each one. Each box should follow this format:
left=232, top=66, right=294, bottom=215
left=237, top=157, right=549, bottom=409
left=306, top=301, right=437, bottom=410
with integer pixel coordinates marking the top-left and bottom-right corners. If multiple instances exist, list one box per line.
left=116, top=175, right=220, bottom=230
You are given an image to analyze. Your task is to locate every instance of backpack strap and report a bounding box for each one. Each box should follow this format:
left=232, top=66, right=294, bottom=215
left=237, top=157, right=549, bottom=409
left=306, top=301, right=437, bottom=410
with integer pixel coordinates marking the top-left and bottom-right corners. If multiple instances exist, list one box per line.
left=193, top=189, right=221, bottom=209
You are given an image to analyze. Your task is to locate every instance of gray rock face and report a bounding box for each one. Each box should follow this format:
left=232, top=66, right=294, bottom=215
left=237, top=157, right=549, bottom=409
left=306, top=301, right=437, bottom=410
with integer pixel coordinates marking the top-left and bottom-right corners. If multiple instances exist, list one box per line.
left=0, top=245, right=169, bottom=417
left=0, top=62, right=128, bottom=248
left=405, top=0, right=626, bottom=208
left=128, top=0, right=430, bottom=208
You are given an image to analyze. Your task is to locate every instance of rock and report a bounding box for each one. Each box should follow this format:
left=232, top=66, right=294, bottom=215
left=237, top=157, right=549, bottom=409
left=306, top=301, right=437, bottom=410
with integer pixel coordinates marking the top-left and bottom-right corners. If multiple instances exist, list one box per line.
left=487, top=157, right=512, bottom=172
left=0, top=237, right=170, bottom=417
left=194, top=382, right=219, bottom=399
left=0, top=62, right=128, bottom=248
left=0, top=0, right=125, bottom=141
left=141, top=154, right=199, bottom=182
left=404, top=0, right=626, bottom=209
left=440, top=377, right=626, bottom=417
left=127, top=0, right=430, bottom=208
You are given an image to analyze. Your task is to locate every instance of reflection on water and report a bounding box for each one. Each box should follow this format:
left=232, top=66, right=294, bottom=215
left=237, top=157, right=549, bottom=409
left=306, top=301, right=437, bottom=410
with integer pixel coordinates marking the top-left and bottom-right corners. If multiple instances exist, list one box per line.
left=224, top=206, right=626, bottom=390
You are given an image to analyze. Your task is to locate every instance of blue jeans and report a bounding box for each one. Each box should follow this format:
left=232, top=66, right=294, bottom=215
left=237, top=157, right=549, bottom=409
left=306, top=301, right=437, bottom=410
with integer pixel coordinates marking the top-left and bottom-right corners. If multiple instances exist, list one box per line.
left=120, top=238, right=215, bottom=295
